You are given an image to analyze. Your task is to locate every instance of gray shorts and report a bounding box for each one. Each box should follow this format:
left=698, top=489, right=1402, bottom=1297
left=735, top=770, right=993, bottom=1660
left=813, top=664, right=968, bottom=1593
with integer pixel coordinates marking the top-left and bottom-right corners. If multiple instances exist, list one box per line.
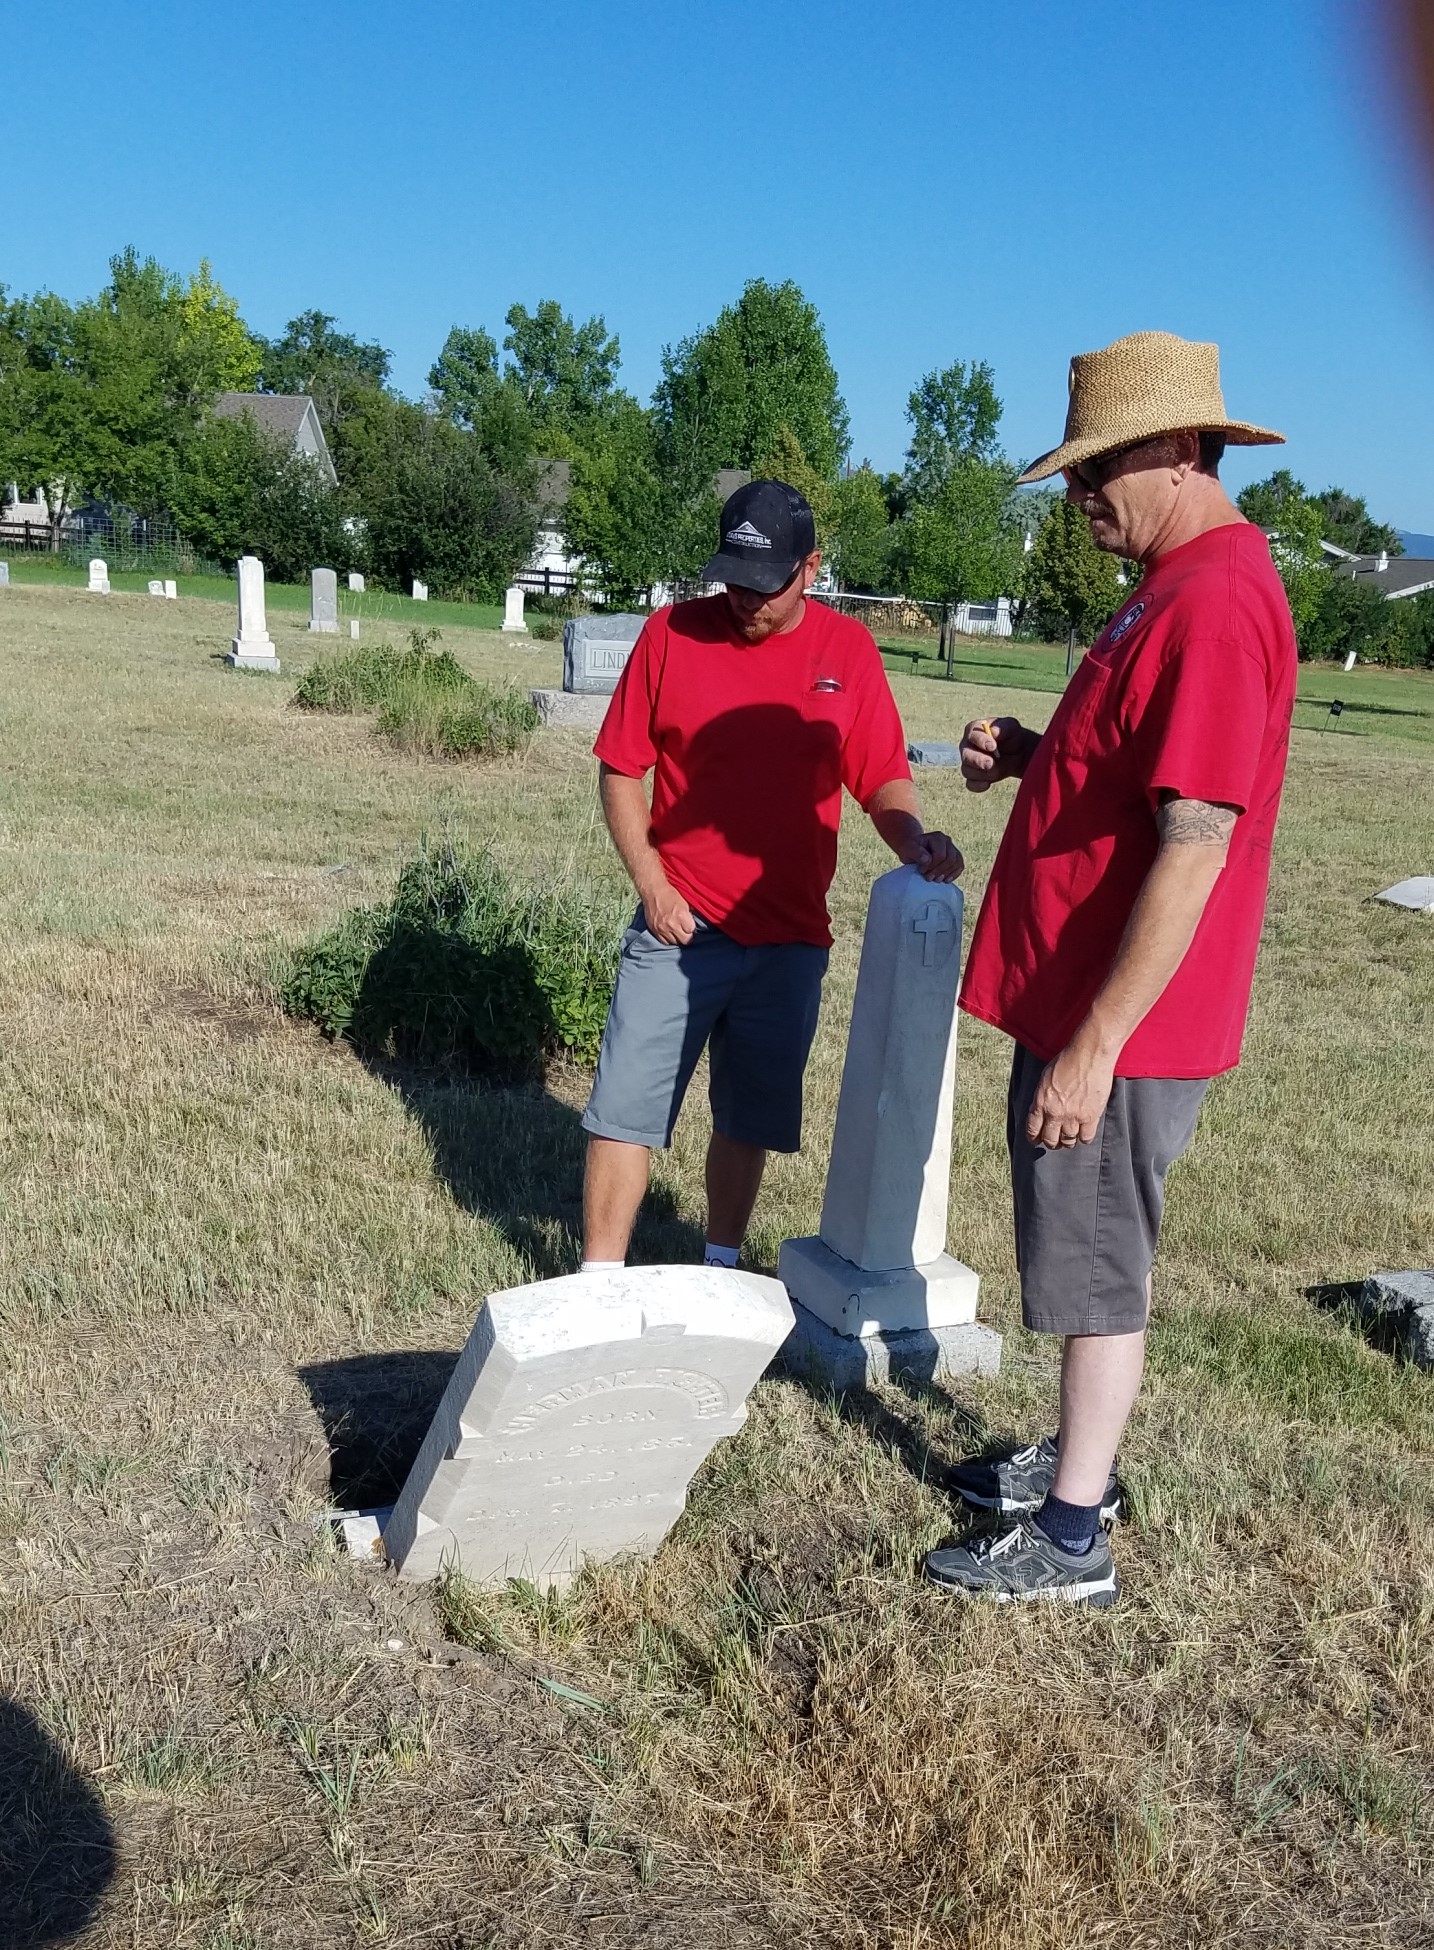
left=581, top=910, right=829, bottom=1153
left=1008, top=1043, right=1209, bottom=1336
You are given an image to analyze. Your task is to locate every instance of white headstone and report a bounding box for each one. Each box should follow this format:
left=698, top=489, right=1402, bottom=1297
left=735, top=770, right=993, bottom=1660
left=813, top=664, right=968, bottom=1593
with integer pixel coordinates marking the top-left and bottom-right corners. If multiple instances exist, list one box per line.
left=1375, top=876, right=1434, bottom=912
left=0, top=563, right=11, bottom=588
left=309, top=566, right=339, bottom=634
left=502, top=584, right=528, bottom=633
left=349, top=619, right=361, bottom=640
left=163, top=579, right=177, bottom=600
left=87, top=558, right=110, bottom=595
left=411, top=579, right=428, bottom=602
left=226, top=555, right=280, bottom=672
left=385, top=1265, right=793, bottom=1589
left=348, top=572, right=365, bottom=593
left=1343, top=650, right=1358, bottom=672
left=147, top=579, right=164, bottom=597
left=780, top=866, right=999, bottom=1386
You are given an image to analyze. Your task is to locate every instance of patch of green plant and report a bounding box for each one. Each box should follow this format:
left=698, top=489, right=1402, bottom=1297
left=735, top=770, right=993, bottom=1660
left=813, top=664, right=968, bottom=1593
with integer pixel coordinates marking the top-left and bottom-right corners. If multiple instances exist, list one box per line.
left=293, top=626, right=471, bottom=714
left=528, top=614, right=564, bottom=640
left=279, top=841, right=622, bottom=1074
left=376, top=680, right=537, bottom=760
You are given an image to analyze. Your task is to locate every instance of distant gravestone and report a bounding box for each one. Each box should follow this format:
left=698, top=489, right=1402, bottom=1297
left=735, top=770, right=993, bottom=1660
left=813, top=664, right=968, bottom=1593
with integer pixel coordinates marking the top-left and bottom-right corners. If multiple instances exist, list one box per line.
left=411, top=579, right=428, bottom=602
left=349, top=619, right=361, bottom=640
left=1343, top=650, right=1358, bottom=672
left=502, top=585, right=528, bottom=633
left=907, top=740, right=961, bottom=767
left=562, top=613, right=645, bottom=694
left=147, top=579, right=164, bottom=597
left=309, top=567, right=339, bottom=634
left=0, top=563, right=11, bottom=588
left=384, top=1265, right=793, bottom=1589
left=780, top=866, right=999, bottom=1387
left=163, top=579, right=177, bottom=600
left=226, top=555, right=280, bottom=672
left=1375, top=877, right=1434, bottom=912
left=87, top=559, right=110, bottom=595
left=348, top=572, right=365, bottom=593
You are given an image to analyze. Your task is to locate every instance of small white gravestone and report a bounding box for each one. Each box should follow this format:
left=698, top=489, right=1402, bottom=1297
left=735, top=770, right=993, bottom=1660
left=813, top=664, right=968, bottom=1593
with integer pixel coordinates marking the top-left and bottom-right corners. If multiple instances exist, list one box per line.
left=147, top=579, right=164, bottom=597
left=780, top=866, right=1000, bottom=1388
left=349, top=618, right=361, bottom=640
left=1343, top=650, right=1358, bottom=672
left=502, top=584, right=528, bottom=633
left=309, top=566, right=339, bottom=634
left=348, top=571, right=365, bottom=593
left=411, top=579, right=428, bottom=602
left=0, top=563, right=11, bottom=588
left=384, top=1265, right=793, bottom=1589
left=87, top=558, right=110, bottom=595
left=226, top=555, right=280, bottom=671
left=1375, top=877, right=1434, bottom=912
left=163, top=578, right=177, bottom=599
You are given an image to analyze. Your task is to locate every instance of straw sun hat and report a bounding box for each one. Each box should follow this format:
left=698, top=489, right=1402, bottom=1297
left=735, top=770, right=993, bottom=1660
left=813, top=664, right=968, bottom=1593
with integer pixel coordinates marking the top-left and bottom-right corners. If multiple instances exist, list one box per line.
left=1017, top=330, right=1284, bottom=485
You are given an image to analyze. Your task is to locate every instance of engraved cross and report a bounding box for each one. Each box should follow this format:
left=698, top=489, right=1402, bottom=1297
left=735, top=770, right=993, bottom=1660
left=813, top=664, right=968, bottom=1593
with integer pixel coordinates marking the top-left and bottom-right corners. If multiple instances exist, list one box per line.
left=912, top=901, right=955, bottom=968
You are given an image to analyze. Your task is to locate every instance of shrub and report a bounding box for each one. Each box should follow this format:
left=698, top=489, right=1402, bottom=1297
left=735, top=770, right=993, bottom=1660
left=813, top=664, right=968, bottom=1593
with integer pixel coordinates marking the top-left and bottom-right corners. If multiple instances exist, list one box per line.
left=280, top=843, right=622, bottom=1075
left=293, top=627, right=536, bottom=759
left=528, top=615, right=563, bottom=640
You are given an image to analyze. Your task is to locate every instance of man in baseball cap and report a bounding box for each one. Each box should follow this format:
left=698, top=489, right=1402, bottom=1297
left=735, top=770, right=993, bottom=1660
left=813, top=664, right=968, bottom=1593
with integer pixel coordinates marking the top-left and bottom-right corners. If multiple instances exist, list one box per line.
left=579, top=478, right=961, bottom=1276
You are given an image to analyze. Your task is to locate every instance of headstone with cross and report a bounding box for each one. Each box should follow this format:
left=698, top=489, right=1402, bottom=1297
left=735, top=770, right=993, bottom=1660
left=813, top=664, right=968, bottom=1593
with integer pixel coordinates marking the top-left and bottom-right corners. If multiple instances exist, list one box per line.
left=779, top=865, right=999, bottom=1387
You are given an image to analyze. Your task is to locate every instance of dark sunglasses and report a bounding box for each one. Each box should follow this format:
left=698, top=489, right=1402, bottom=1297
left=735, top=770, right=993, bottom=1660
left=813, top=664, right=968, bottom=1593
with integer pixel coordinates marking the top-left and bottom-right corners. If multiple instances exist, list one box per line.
left=1065, top=441, right=1149, bottom=494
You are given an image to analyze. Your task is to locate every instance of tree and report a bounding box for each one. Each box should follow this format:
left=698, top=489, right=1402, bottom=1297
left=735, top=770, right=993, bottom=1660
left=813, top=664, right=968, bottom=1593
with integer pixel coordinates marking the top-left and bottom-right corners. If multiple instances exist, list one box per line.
left=893, top=456, right=1025, bottom=611
left=1234, top=468, right=1308, bottom=533
left=828, top=466, right=893, bottom=591
left=1310, top=486, right=1402, bottom=557
left=1022, top=498, right=1123, bottom=644
left=749, top=423, right=832, bottom=539
left=653, top=279, right=849, bottom=483
left=255, top=310, right=391, bottom=434
left=172, top=409, right=355, bottom=580
left=903, top=359, right=1002, bottom=500
left=1236, top=470, right=1332, bottom=635
left=176, top=259, right=261, bottom=397
left=427, top=325, right=501, bottom=431
left=562, top=396, right=670, bottom=604
left=502, top=300, right=619, bottom=439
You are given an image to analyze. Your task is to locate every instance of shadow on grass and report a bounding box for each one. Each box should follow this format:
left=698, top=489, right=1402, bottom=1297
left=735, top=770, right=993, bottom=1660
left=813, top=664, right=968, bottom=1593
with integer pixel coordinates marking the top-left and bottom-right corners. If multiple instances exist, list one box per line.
left=778, top=1361, right=989, bottom=1503
left=0, top=1698, right=114, bottom=1949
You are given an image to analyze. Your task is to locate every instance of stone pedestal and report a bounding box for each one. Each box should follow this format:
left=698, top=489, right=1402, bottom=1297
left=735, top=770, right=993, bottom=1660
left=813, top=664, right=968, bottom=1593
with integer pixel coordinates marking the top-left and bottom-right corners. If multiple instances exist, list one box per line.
left=530, top=688, right=609, bottom=729
left=227, top=554, right=280, bottom=671
left=779, top=865, right=999, bottom=1387
left=384, top=1265, right=793, bottom=1590
left=502, top=584, right=528, bottom=633
left=309, top=566, right=339, bottom=633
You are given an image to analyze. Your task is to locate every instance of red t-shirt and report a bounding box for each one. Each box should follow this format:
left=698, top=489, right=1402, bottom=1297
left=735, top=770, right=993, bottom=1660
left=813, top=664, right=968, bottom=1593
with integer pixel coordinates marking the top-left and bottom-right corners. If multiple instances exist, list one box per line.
left=594, top=596, right=911, bottom=948
left=960, top=522, right=1297, bottom=1078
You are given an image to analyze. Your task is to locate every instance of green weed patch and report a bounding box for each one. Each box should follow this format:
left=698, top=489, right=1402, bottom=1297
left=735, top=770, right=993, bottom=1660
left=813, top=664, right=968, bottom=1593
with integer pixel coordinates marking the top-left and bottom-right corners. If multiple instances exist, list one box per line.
left=294, top=627, right=537, bottom=760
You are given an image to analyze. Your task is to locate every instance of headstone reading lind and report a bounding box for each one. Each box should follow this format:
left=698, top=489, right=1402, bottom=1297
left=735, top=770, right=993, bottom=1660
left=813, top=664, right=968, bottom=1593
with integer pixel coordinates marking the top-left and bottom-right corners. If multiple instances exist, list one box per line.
left=147, top=579, right=164, bottom=597
left=309, top=566, right=339, bottom=634
left=87, top=558, right=110, bottom=595
left=779, top=865, right=1000, bottom=1388
left=384, top=1265, right=793, bottom=1590
left=349, top=619, right=361, bottom=641
left=163, top=579, right=177, bottom=599
left=225, top=555, right=280, bottom=672
left=502, top=584, right=528, bottom=633
left=531, top=612, right=646, bottom=727
left=411, top=579, right=428, bottom=602
left=348, top=571, right=365, bottom=593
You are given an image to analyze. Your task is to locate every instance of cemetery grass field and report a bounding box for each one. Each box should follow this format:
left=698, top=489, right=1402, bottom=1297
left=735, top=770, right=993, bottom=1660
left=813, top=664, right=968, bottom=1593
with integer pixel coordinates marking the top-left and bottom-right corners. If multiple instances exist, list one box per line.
left=0, top=578, right=1432, bottom=1949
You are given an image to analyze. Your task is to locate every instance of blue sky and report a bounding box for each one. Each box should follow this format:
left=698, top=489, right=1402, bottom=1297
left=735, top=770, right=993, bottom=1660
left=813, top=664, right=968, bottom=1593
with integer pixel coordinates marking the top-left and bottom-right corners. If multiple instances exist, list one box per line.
left=6, top=0, right=1434, bottom=528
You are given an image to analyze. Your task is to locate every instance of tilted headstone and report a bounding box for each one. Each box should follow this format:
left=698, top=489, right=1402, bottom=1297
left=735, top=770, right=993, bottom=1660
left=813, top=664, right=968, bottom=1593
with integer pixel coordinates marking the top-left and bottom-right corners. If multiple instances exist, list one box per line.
left=87, top=558, right=110, bottom=595
left=348, top=571, right=365, bottom=593
left=563, top=613, right=645, bottom=695
left=0, top=563, right=10, bottom=588
left=147, top=579, right=164, bottom=597
left=1375, top=877, right=1434, bottom=912
left=502, top=584, right=528, bottom=633
left=226, top=555, right=280, bottom=672
left=1343, top=650, right=1358, bottom=672
left=411, top=579, right=428, bottom=602
left=163, top=579, right=177, bottom=599
left=385, top=1265, right=793, bottom=1589
left=780, top=865, right=999, bottom=1387
left=309, top=566, right=339, bottom=634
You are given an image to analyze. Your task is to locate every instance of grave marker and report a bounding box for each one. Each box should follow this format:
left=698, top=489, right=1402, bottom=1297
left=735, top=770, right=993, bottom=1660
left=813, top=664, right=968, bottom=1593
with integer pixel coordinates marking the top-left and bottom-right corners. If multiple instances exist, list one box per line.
left=147, top=579, right=164, bottom=597
left=163, top=579, right=177, bottom=599
left=0, top=563, right=12, bottom=587
left=1375, top=876, right=1434, bottom=912
left=532, top=612, right=646, bottom=726
left=412, top=579, right=428, bottom=601
left=348, top=572, right=365, bottom=593
left=780, top=865, right=1000, bottom=1386
left=226, top=555, right=280, bottom=672
left=87, top=559, right=110, bottom=595
left=502, top=585, right=528, bottom=633
left=309, top=566, right=339, bottom=634
left=349, top=619, right=361, bottom=640
left=385, top=1265, right=793, bottom=1589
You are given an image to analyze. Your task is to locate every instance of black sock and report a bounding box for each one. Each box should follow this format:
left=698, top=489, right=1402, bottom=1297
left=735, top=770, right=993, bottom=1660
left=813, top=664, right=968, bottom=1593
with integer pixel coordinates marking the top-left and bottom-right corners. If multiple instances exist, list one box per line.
left=1033, top=1491, right=1100, bottom=1555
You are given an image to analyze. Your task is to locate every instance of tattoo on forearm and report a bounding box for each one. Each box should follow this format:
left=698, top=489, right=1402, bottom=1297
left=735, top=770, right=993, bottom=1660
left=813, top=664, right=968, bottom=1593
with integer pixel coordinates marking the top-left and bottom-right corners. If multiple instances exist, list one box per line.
left=1157, top=797, right=1239, bottom=846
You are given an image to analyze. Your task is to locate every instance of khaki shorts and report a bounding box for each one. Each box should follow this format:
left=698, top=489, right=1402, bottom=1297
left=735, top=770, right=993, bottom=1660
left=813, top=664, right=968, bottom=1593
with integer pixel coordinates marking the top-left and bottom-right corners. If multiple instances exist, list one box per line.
left=1007, top=1043, right=1209, bottom=1335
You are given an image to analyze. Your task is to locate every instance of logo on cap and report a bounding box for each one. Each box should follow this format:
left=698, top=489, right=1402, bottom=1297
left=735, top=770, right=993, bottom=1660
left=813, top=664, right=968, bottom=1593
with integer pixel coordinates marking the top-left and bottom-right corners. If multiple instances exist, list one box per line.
left=725, top=520, right=771, bottom=549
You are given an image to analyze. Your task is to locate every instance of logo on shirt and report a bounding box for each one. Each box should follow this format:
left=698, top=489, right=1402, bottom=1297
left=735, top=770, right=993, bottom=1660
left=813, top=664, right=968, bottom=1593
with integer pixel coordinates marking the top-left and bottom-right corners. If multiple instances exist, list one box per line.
left=811, top=676, right=844, bottom=693
left=1107, top=601, right=1145, bottom=644
left=725, top=520, right=771, bottom=549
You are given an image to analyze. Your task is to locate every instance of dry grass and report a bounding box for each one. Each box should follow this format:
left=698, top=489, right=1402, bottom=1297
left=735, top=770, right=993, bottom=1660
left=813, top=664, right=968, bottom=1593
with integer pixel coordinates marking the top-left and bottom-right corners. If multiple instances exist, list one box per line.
left=0, top=580, right=1431, bottom=1947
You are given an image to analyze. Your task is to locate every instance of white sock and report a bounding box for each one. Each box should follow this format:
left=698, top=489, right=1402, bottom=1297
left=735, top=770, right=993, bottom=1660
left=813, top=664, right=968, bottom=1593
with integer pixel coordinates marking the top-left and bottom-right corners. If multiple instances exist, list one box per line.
left=580, top=1259, right=625, bottom=1274
left=703, top=1242, right=740, bottom=1268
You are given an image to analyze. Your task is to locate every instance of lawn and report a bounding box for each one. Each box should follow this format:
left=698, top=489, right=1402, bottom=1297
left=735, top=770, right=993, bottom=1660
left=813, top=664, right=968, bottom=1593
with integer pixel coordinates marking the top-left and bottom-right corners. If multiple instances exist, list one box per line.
left=0, top=580, right=1431, bottom=1948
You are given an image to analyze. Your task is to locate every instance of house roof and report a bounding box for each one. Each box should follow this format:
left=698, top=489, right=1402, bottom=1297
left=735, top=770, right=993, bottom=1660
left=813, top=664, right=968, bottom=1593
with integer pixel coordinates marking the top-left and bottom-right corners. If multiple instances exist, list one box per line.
left=214, top=392, right=317, bottom=437
left=1339, top=553, right=1434, bottom=600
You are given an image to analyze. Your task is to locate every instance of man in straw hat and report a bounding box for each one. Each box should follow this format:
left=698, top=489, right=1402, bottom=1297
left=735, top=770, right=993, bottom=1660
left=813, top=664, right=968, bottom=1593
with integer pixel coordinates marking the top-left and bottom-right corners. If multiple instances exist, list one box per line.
left=924, top=331, right=1298, bottom=1608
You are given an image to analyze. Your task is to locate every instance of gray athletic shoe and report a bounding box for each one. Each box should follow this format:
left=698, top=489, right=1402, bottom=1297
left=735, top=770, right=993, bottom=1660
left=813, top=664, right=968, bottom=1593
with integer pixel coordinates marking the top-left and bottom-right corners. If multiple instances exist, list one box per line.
left=949, top=1435, right=1122, bottom=1525
left=924, top=1520, right=1120, bottom=1608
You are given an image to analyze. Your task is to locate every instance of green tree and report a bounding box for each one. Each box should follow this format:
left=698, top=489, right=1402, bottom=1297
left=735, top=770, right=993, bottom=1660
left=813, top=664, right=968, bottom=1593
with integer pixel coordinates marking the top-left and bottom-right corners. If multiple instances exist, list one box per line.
left=1022, top=498, right=1123, bottom=644
left=256, top=310, right=391, bottom=435
left=562, top=396, right=670, bottom=603
left=904, top=359, right=1002, bottom=501
left=428, top=326, right=502, bottom=431
left=828, top=466, right=893, bottom=591
left=1235, top=467, right=1308, bottom=532
left=749, top=422, right=833, bottom=540
left=893, top=456, right=1025, bottom=611
left=172, top=409, right=355, bottom=580
left=653, top=279, right=849, bottom=483
left=177, top=259, right=261, bottom=396
left=1310, top=486, right=1401, bottom=557
left=502, top=300, right=620, bottom=439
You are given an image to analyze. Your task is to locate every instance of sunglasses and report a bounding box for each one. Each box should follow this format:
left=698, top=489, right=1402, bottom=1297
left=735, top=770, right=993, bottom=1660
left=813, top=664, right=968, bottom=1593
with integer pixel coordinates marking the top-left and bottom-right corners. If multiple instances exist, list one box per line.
left=1065, top=441, right=1150, bottom=495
